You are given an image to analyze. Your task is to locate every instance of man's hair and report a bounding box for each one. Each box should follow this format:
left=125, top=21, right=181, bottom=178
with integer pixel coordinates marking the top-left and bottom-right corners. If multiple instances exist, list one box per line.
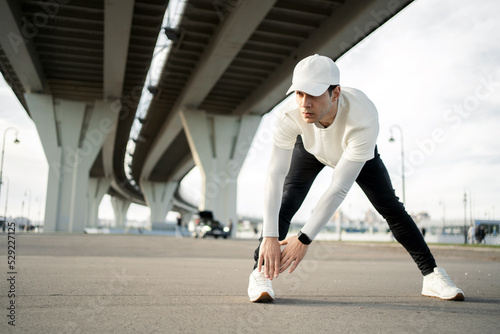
left=327, top=85, right=339, bottom=96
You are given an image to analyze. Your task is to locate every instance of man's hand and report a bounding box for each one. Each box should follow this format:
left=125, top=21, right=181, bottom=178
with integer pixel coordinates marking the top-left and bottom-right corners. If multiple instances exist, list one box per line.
left=279, top=236, right=309, bottom=274
left=257, top=237, right=281, bottom=280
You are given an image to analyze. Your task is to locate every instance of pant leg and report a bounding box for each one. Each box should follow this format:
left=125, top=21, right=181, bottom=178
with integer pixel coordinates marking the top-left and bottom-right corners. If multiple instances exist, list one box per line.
left=355, top=147, right=437, bottom=276
left=253, top=136, right=325, bottom=267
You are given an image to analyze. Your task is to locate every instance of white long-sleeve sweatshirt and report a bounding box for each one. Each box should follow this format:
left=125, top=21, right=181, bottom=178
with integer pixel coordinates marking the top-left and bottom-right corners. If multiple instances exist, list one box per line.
left=262, top=87, right=379, bottom=240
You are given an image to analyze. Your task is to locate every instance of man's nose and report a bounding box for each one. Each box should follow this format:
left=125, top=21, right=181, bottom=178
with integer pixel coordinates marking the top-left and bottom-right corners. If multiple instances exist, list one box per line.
left=300, top=95, right=311, bottom=107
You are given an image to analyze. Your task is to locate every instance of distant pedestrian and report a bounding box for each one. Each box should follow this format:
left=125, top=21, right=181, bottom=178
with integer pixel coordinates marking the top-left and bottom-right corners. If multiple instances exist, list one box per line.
left=176, top=214, right=182, bottom=237
left=475, top=225, right=486, bottom=244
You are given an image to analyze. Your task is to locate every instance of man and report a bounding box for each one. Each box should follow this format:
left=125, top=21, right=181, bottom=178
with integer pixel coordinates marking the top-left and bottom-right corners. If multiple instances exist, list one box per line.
left=247, top=54, right=464, bottom=303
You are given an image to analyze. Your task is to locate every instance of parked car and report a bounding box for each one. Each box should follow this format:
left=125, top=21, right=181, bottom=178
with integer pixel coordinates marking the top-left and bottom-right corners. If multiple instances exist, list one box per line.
left=192, top=211, right=230, bottom=239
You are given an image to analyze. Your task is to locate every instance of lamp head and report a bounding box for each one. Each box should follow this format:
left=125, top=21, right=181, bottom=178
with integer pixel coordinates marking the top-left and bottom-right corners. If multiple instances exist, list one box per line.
left=164, top=27, right=180, bottom=42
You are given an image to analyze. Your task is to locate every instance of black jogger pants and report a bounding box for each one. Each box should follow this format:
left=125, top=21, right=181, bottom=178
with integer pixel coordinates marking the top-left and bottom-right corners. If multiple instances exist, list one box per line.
left=253, top=136, right=437, bottom=276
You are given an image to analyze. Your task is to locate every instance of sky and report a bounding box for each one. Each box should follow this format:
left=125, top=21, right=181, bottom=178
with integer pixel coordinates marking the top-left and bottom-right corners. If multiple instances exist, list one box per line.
left=0, top=0, right=499, bottom=225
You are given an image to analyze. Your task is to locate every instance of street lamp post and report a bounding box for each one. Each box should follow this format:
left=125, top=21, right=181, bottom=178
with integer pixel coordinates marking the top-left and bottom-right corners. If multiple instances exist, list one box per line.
left=466, top=188, right=473, bottom=226
left=463, top=191, right=467, bottom=244
left=439, top=199, right=446, bottom=232
left=21, top=200, right=25, bottom=230
left=35, top=196, right=41, bottom=229
left=389, top=125, right=406, bottom=204
left=0, top=127, right=20, bottom=232
left=2, top=177, right=8, bottom=229
left=25, top=188, right=31, bottom=231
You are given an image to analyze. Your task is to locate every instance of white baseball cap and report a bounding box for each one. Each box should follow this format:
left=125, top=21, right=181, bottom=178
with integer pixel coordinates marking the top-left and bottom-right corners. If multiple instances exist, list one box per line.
left=286, top=54, right=340, bottom=96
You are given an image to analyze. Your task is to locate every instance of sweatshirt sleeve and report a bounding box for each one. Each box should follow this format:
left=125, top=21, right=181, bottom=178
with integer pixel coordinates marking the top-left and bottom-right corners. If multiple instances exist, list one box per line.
left=300, top=156, right=365, bottom=240
left=262, top=144, right=294, bottom=238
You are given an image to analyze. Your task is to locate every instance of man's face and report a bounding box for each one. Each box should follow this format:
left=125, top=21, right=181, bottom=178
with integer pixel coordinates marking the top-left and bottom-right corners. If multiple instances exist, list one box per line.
left=295, top=89, right=338, bottom=124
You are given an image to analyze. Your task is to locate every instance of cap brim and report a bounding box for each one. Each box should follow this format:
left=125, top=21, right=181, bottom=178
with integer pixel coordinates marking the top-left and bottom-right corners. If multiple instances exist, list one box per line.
left=286, top=82, right=329, bottom=96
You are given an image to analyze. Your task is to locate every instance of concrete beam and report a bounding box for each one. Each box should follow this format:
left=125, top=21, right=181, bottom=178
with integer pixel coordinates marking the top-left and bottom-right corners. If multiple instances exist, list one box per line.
left=140, top=0, right=276, bottom=180
left=233, top=0, right=414, bottom=116
left=0, top=0, right=46, bottom=92
left=169, top=154, right=195, bottom=183
left=100, top=0, right=134, bottom=199
left=103, top=0, right=135, bottom=100
left=172, top=197, right=197, bottom=214
left=183, top=0, right=278, bottom=107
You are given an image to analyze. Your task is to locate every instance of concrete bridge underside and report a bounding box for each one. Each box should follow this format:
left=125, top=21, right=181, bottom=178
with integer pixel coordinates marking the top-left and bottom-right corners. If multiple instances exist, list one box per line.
left=0, top=0, right=413, bottom=232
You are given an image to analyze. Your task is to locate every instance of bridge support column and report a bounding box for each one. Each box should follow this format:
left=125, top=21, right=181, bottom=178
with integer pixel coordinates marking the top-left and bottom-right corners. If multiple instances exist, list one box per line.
left=111, top=197, right=131, bottom=229
left=180, top=109, right=260, bottom=235
left=87, top=177, right=111, bottom=228
left=177, top=207, right=193, bottom=230
left=141, top=181, right=177, bottom=228
left=25, top=93, right=119, bottom=232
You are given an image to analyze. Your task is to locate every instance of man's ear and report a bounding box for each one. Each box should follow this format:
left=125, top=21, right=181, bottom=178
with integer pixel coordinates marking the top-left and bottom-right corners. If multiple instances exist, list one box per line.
left=332, top=86, right=341, bottom=101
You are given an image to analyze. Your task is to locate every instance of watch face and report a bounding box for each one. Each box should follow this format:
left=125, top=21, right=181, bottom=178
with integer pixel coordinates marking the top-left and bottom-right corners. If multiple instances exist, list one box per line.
left=298, top=232, right=312, bottom=245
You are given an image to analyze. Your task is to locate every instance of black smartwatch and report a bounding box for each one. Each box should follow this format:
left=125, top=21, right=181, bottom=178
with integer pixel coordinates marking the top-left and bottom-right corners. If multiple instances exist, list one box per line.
left=297, top=231, right=312, bottom=245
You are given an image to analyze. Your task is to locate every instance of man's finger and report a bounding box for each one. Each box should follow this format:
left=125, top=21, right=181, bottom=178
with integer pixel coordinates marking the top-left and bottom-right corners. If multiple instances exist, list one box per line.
left=289, top=259, right=301, bottom=273
left=280, top=259, right=292, bottom=273
left=264, top=256, right=273, bottom=279
left=265, top=254, right=280, bottom=279
left=274, top=259, right=280, bottom=278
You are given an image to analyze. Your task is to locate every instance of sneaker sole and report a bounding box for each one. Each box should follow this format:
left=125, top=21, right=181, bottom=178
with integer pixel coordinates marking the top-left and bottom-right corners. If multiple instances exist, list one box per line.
left=422, top=292, right=465, bottom=301
left=250, top=292, right=275, bottom=303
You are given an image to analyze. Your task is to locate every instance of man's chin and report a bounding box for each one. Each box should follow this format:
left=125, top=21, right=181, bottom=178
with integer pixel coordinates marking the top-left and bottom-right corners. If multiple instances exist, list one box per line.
left=302, top=118, right=316, bottom=123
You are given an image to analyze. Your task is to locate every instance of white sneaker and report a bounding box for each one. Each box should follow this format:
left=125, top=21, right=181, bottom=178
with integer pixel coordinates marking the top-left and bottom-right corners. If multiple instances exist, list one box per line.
left=248, top=268, right=275, bottom=302
left=422, top=267, right=465, bottom=301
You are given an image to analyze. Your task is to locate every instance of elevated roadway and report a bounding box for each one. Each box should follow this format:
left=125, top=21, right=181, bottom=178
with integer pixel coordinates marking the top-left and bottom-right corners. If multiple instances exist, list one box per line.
left=0, top=0, right=413, bottom=231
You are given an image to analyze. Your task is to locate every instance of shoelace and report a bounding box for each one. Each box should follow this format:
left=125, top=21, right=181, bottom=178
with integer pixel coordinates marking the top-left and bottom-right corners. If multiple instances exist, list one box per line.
left=435, top=271, right=456, bottom=287
left=253, top=272, right=272, bottom=287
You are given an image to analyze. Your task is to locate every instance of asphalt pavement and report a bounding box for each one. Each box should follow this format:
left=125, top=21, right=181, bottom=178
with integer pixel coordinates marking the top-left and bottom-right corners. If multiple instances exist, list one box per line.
left=1, top=233, right=499, bottom=333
